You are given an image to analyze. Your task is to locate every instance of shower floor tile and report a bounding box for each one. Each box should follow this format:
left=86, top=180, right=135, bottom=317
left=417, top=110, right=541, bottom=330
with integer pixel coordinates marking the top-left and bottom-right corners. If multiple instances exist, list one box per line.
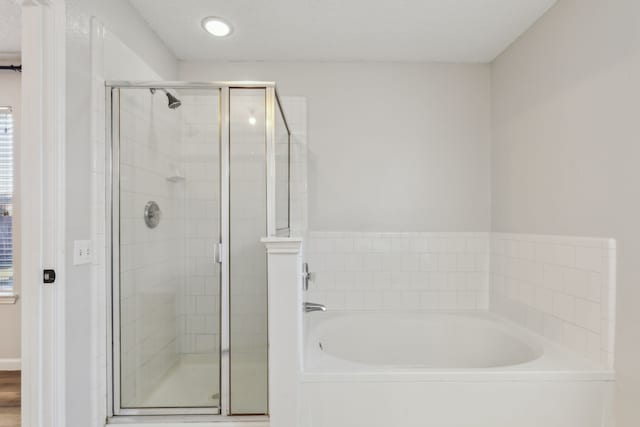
left=144, top=354, right=219, bottom=408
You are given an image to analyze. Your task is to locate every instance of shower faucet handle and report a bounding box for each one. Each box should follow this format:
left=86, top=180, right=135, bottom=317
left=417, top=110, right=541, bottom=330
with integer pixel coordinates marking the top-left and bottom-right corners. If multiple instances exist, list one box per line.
left=302, top=262, right=315, bottom=291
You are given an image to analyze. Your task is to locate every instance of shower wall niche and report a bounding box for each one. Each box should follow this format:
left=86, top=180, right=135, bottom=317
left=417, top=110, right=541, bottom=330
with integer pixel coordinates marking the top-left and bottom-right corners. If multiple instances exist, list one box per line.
left=108, top=83, right=293, bottom=417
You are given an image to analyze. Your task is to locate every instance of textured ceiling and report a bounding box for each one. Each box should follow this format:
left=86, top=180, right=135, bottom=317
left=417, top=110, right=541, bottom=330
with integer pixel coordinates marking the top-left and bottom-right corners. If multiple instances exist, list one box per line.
left=0, top=0, right=20, bottom=56
left=130, top=0, right=557, bottom=62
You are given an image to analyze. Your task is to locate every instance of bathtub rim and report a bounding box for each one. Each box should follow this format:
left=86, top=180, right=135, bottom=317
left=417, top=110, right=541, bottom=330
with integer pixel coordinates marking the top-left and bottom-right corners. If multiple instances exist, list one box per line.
left=303, top=309, right=615, bottom=383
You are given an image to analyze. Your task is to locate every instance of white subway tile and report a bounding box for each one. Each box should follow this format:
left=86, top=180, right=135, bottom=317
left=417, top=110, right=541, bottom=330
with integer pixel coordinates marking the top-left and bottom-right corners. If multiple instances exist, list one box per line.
left=419, top=254, right=437, bottom=271
left=345, top=291, right=365, bottom=310
left=401, top=254, right=420, bottom=272
left=391, top=238, right=410, bottom=253
left=553, top=245, right=576, bottom=267
left=575, top=246, right=604, bottom=272
left=534, top=287, right=554, bottom=314
left=353, top=238, right=373, bottom=252
left=448, top=272, right=467, bottom=291
left=543, top=265, right=564, bottom=292
left=410, top=272, right=430, bottom=290
left=575, top=298, right=600, bottom=333
left=371, top=238, right=391, bottom=253
left=429, top=272, right=448, bottom=290
left=457, top=292, right=477, bottom=310
left=438, top=292, right=458, bottom=310
left=543, top=314, right=564, bottom=342
left=552, top=293, right=575, bottom=322
left=457, top=253, right=476, bottom=272
left=466, top=237, right=488, bottom=253
left=363, top=291, right=383, bottom=310
left=331, top=238, right=352, bottom=253
left=563, top=268, right=590, bottom=299
left=420, top=292, right=439, bottom=310
left=391, top=271, right=411, bottom=289
left=344, top=253, right=363, bottom=271
left=362, top=253, right=383, bottom=271
left=372, top=272, right=391, bottom=289
left=587, top=272, right=603, bottom=303
left=562, top=322, right=588, bottom=354
left=437, top=254, right=458, bottom=271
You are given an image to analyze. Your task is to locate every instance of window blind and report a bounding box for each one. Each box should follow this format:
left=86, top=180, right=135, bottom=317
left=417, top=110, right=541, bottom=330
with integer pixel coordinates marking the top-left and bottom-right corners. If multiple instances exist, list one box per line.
left=0, top=107, right=14, bottom=292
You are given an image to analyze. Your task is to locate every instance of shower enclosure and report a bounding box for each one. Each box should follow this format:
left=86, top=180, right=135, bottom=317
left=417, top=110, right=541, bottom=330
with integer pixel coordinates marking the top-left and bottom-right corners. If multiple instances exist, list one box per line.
left=107, top=82, right=291, bottom=417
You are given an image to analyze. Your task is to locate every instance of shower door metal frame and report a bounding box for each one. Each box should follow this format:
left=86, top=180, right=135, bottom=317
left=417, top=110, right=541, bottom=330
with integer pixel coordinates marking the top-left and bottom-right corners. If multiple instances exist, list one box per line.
left=106, top=81, right=288, bottom=421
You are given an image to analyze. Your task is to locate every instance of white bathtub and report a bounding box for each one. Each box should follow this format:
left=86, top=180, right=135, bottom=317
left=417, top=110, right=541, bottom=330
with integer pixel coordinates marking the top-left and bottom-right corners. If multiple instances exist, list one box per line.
left=302, top=311, right=614, bottom=427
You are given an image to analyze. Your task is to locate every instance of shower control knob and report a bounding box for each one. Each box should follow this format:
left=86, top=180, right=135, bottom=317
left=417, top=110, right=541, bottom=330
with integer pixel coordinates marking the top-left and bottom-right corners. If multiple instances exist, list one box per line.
left=302, top=262, right=315, bottom=291
left=144, top=201, right=161, bottom=229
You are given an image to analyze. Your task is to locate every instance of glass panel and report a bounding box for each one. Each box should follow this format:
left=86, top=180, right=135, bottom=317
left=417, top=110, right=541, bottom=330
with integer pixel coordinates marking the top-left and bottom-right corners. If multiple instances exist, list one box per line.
left=117, top=88, right=221, bottom=409
left=275, top=97, right=290, bottom=235
left=229, top=88, right=269, bottom=414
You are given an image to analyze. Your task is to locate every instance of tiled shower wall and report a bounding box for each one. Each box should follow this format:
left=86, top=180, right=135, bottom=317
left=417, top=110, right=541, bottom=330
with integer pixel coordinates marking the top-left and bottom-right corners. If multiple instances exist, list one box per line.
left=490, top=234, right=616, bottom=368
left=305, top=232, right=491, bottom=310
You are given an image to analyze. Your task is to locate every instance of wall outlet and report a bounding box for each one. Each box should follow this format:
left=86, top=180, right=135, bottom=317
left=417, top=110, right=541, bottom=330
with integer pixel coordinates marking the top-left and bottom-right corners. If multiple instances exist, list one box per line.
left=73, top=240, right=93, bottom=265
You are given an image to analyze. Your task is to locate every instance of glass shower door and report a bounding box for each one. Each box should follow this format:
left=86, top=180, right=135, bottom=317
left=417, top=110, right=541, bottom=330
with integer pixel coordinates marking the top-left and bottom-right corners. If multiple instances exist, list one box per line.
left=114, top=87, right=221, bottom=413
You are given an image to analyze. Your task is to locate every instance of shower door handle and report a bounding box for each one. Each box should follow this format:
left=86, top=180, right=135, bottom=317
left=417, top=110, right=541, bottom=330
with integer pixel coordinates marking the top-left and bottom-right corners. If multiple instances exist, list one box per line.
left=215, top=242, right=223, bottom=264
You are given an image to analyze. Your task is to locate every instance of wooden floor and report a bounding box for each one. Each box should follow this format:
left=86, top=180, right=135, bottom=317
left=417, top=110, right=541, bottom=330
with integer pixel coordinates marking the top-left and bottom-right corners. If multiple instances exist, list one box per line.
left=0, top=371, right=20, bottom=427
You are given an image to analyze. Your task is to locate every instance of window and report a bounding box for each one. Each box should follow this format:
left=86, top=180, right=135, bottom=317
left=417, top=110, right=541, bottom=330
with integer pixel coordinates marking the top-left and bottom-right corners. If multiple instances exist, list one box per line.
left=0, top=107, right=14, bottom=294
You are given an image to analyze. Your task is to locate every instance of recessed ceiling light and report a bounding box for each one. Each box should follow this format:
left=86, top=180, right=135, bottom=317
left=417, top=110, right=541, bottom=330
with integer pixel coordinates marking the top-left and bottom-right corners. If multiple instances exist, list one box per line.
left=202, top=17, right=232, bottom=37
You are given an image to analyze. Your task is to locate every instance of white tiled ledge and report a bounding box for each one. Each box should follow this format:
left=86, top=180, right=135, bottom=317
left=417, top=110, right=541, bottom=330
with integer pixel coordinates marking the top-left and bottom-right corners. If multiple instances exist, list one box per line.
left=492, top=232, right=616, bottom=249
left=261, top=236, right=303, bottom=254
left=0, top=293, right=18, bottom=304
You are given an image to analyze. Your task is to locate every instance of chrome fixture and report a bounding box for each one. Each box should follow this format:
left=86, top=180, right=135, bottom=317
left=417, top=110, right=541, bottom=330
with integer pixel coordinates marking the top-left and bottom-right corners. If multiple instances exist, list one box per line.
left=304, top=302, right=326, bottom=313
left=149, top=87, right=182, bottom=109
left=302, top=262, right=315, bottom=291
left=144, top=201, right=161, bottom=228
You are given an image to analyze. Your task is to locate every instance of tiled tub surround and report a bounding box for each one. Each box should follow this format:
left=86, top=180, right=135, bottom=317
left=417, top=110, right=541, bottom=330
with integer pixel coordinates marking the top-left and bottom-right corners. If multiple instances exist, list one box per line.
left=304, top=231, right=617, bottom=369
left=490, top=234, right=616, bottom=368
left=305, top=232, right=491, bottom=311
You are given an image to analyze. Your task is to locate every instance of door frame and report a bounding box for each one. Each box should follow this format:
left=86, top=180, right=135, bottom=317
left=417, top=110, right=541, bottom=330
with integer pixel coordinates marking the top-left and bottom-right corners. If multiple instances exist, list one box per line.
left=20, top=0, right=66, bottom=426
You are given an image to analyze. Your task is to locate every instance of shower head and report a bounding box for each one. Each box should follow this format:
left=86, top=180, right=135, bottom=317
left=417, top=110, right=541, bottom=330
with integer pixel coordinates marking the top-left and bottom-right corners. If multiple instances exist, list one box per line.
left=149, top=88, right=182, bottom=109
left=166, top=92, right=182, bottom=109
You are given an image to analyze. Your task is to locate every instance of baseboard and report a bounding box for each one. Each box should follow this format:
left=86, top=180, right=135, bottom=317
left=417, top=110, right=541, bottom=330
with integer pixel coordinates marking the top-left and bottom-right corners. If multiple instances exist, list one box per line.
left=0, top=358, right=21, bottom=371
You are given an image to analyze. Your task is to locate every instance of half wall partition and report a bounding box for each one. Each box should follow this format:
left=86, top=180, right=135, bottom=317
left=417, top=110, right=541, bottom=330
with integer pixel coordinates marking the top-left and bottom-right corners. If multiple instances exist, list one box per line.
left=107, top=82, right=290, bottom=418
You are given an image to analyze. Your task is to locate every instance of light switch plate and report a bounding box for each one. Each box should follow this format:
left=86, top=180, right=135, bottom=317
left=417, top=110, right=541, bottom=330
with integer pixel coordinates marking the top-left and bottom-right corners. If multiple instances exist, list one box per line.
left=73, top=240, right=93, bottom=265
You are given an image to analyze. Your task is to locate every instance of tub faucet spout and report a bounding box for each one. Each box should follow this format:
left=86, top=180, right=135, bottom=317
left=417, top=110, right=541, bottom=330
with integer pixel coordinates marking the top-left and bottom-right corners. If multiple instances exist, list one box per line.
left=304, top=302, right=326, bottom=313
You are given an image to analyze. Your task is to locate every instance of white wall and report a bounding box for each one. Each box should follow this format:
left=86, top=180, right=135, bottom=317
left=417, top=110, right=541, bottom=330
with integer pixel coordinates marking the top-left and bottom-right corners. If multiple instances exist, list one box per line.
left=491, top=0, right=640, bottom=425
left=65, top=0, right=177, bottom=425
left=0, top=58, right=20, bottom=366
left=180, top=62, right=492, bottom=232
